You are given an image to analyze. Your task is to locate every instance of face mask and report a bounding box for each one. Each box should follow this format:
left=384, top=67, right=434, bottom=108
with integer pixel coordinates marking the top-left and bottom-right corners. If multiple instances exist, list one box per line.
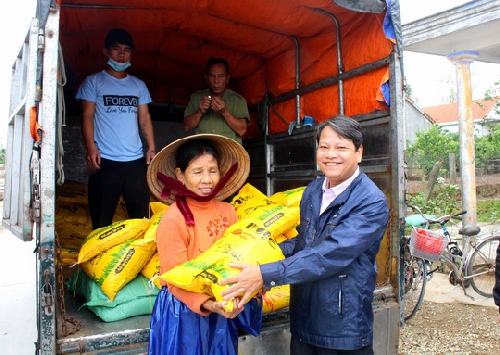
left=107, top=58, right=131, bottom=72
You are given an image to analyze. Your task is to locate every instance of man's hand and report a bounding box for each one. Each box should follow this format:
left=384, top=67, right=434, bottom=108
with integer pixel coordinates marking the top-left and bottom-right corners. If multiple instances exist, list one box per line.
left=199, top=96, right=212, bottom=114
left=219, top=263, right=263, bottom=308
left=146, top=150, right=156, bottom=164
left=86, top=146, right=101, bottom=172
left=210, top=96, right=227, bottom=114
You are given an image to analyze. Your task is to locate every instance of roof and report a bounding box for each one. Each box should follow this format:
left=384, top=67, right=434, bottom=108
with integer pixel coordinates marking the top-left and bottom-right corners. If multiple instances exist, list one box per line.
left=422, top=98, right=500, bottom=124
left=402, top=0, right=500, bottom=64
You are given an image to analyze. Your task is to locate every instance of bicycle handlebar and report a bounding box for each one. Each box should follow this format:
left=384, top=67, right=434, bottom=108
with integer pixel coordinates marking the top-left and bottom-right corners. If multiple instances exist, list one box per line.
left=406, top=203, right=466, bottom=225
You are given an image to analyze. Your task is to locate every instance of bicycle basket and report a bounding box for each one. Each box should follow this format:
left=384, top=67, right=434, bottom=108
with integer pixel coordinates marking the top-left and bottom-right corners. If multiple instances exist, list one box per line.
left=409, top=227, right=448, bottom=262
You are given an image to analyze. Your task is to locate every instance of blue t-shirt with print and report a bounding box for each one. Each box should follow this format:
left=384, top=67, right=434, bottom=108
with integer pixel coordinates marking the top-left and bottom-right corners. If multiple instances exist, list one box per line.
left=76, top=70, right=152, bottom=161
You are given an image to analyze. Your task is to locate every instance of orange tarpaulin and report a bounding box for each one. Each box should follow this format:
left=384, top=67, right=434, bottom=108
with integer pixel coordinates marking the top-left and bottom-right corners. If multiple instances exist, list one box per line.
left=59, top=0, right=395, bottom=137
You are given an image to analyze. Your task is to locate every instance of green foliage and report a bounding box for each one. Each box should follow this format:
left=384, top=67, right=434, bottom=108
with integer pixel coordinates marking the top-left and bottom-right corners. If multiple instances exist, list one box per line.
left=477, top=199, right=500, bottom=223
left=475, top=124, right=500, bottom=165
left=407, top=125, right=459, bottom=175
left=484, top=80, right=500, bottom=115
left=0, top=148, right=5, bottom=165
left=408, top=123, right=500, bottom=176
left=407, top=184, right=461, bottom=217
left=407, top=184, right=500, bottom=230
left=404, top=84, right=413, bottom=98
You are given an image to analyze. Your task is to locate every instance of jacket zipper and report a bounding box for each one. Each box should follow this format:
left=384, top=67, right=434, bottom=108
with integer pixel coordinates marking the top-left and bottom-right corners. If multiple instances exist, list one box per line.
left=339, top=274, right=347, bottom=317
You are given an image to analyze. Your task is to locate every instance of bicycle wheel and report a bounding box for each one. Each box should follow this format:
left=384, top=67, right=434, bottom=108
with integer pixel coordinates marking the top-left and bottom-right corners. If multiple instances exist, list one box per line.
left=403, top=256, right=427, bottom=321
left=467, top=236, right=500, bottom=298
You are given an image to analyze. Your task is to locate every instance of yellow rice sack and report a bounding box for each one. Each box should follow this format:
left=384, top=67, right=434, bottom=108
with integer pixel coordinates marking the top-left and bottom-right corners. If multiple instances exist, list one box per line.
left=140, top=252, right=162, bottom=289
left=143, top=211, right=163, bottom=242
left=82, top=237, right=157, bottom=301
left=226, top=204, right=300, bottom=240
left=56, top=180, right=88, bottom=204
left=57, top=224, right=91, bottom=250
left=269, top=186, right=306, bottom=207
left=231, top=183, right=269, bottom=206
left=274, top=234, right=288, bottom=244
left=59, top=247, right=79, bottom=266
left=160, top=221, right=285, bottom=311
left=231, top=183, right=274, bottom=219
left=262, top=284, right=290, bottom=313
left=150, top=201, right=169, bottom=215
left=284, top=226, right=299, bottom=240
left=77, top=219, right=151, bottom=265
left=56, top=202, right=91, bottom=227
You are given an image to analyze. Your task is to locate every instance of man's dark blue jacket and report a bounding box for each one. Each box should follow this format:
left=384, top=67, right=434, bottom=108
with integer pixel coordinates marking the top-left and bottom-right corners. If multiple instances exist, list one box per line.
left=260, top=172, right=389, bottom=350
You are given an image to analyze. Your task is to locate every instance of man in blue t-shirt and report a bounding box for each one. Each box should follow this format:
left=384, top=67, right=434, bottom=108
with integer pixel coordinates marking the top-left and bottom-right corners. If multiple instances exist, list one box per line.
left=76, top=28, right=156, bottom=229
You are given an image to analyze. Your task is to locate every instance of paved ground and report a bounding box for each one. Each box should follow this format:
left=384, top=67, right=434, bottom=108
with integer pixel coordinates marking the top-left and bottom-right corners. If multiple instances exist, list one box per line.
left=0, top=215, right=37, bottom=355
left=423, top=221, right=499, bottom=309
left=424, top=271, right=496, bottom=308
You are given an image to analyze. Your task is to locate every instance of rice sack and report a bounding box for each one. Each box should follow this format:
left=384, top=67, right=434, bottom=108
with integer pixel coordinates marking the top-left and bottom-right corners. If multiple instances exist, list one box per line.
left=231, top=183, right=274, bottom=219
left=140, top=252, right=162, bottom=289
left=143, top=212, right=163, bottom=241
left=150, top=201, right=169, bottom=215
left=269, top=186, right=305, bottom=207
left=226, top=203, right=300, bottom=242
left=82, top=236, right=157, bottom=301
left=262, top=284, right=290, bottom=313
left=159, top=219, right=285, bottom=311
left=76, top=218, right=150, bottom=265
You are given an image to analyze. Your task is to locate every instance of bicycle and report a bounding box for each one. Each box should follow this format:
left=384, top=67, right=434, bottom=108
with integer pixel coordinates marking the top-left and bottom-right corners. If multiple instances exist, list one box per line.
left=402, top=203, right=500, bottom=321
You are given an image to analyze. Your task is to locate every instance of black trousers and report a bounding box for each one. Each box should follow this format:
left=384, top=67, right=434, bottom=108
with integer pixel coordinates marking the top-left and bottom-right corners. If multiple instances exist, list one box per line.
left=88, top=157, right=150, bottom=229
left=290, top=336, right=374, bottom=355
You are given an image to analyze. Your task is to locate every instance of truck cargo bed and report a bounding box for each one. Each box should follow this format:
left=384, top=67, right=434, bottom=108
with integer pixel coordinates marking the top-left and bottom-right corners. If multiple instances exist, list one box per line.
left=57, top=290, right=291, bottom=355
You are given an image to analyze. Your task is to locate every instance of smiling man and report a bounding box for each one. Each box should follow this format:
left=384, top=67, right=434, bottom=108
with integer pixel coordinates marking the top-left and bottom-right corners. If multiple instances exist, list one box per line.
left=220, top=115, right=389, bottom=355
left=183, top=57, right=250, bottom=145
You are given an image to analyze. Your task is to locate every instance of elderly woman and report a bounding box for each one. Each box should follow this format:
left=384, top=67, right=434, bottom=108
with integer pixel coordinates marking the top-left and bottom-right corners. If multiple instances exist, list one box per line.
left=147, top=134, right=260, bottom=355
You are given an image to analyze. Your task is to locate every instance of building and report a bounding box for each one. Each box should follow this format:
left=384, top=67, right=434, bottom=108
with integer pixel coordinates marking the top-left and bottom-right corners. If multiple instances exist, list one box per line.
left=423, top=97, right=500, bottom=136
left=404, top=98, right=434, bottom=144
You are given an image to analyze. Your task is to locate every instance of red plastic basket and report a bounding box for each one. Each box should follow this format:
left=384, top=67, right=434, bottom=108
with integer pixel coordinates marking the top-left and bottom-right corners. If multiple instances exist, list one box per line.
left=409, top=227, right=448, bottom=262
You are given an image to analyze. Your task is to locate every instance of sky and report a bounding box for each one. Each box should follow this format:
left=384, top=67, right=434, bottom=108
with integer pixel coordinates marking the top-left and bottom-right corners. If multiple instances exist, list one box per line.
left=399, top=0, right=500, bottom=108
left=1, top=0, right=500, bottom=148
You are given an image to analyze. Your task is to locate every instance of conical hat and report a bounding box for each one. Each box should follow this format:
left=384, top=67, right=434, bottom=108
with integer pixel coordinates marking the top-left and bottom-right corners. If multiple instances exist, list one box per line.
left=147, top=134, right=250, bottom=204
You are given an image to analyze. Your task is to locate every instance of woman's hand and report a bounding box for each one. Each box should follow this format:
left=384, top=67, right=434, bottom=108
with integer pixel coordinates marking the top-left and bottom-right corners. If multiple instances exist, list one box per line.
left=202, top=298, right=244, bottom=319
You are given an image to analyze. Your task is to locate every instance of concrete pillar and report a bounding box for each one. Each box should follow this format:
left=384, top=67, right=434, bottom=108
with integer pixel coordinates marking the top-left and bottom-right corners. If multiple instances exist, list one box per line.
left=446, top=51, right=478, bottom=226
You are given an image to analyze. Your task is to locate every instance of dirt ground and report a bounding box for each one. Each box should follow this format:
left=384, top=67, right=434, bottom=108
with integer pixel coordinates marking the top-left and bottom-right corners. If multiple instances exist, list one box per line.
left=399, top=301, right=500, bottom=354
left=400, top=173, right=500, bottom=354
left=407, top=173, right=500, bottom=198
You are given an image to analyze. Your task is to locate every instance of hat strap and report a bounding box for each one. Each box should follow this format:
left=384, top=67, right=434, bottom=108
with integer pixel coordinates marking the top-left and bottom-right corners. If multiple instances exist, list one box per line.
left=157, top=162, right=239, bottom=226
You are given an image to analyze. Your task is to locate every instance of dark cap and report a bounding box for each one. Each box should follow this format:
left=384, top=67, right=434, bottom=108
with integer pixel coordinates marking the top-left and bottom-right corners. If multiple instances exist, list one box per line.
left=104, top=28, right=135, bottom=49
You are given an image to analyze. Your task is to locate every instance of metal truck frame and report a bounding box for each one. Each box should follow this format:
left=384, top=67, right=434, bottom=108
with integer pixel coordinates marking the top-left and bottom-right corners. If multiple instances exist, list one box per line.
left=3, top=1, right=405, bottom=354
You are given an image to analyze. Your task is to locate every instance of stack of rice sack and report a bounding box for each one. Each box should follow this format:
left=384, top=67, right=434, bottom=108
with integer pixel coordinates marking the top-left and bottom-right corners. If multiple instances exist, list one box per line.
left=158, top=183, right=304, bottom=313
left=55, top=180, right=128, bottom=266
left=66, top=202, right=168, bottom=322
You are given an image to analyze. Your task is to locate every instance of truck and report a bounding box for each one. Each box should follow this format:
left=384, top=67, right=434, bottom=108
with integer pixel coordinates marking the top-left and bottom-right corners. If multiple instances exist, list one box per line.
left=3, top=0, right=406, bottom=354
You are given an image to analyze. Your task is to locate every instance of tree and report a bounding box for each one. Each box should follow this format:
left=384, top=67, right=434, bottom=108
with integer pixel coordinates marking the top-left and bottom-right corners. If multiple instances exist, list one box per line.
left=407, top=125, right=459, bottom=176
left=484, top=79, right=500, bottom=116
left=475, top=124, right=500, bottom=166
